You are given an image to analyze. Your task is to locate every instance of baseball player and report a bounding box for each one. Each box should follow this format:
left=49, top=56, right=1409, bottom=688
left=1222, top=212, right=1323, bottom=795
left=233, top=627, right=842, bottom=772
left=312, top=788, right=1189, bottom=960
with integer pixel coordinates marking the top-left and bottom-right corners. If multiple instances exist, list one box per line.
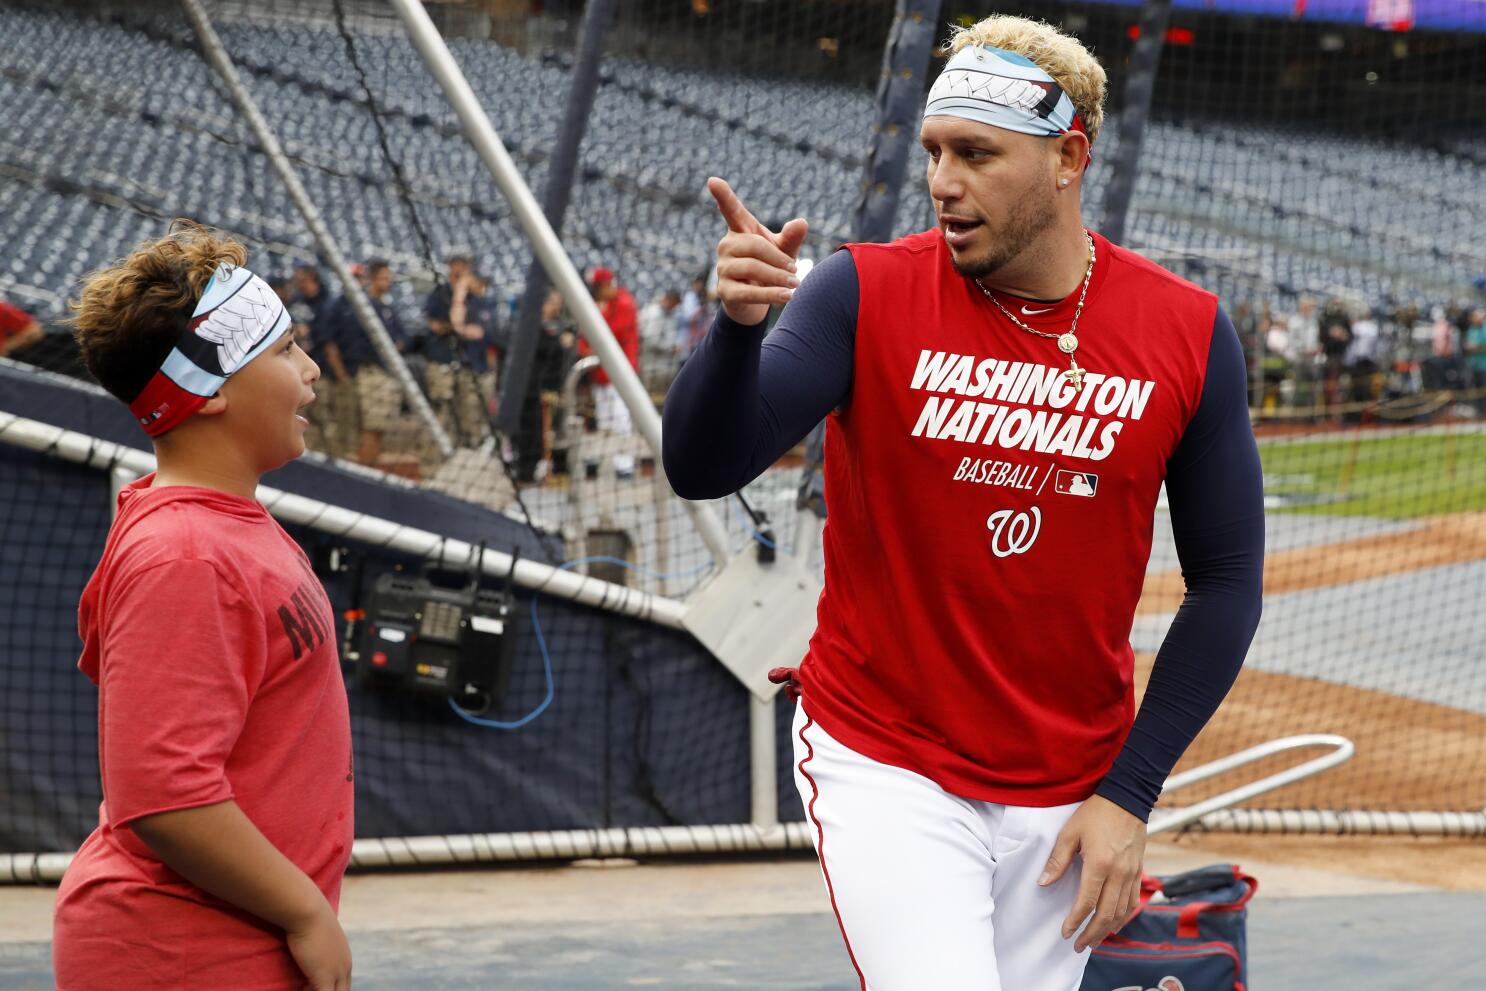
left=662, top=14, right=1264, bottom=991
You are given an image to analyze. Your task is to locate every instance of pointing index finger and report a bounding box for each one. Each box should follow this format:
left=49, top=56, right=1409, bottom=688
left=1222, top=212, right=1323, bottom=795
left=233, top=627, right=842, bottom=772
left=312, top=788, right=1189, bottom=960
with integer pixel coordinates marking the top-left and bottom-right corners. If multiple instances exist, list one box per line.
left=707, top=177, right=769, bottom=237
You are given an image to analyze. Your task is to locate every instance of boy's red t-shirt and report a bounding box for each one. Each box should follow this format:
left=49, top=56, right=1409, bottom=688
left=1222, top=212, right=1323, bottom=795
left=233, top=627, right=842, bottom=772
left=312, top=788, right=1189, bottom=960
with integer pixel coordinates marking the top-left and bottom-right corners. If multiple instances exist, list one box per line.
left=53, top=476, right=355, bottom=991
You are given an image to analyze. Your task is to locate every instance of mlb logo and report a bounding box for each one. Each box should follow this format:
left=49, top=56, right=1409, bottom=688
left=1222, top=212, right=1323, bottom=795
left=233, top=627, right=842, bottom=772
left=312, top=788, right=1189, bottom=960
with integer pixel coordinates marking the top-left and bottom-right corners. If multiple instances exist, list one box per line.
left=1054, top=470, right=1098, bottom=497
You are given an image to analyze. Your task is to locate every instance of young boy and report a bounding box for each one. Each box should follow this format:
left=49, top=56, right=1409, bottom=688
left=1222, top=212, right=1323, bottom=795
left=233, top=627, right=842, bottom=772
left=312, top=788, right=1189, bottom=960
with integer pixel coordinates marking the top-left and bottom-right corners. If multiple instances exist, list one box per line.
left=54, top=223, right=355, bottom=991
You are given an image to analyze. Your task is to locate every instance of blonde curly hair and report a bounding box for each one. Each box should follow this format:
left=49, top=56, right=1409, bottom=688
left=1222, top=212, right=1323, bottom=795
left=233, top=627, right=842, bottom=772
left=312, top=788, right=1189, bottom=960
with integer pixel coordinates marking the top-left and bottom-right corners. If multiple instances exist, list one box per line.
left=71, top=221, right=247, bottom=405
left=942, top=15, right=1107, bottom=146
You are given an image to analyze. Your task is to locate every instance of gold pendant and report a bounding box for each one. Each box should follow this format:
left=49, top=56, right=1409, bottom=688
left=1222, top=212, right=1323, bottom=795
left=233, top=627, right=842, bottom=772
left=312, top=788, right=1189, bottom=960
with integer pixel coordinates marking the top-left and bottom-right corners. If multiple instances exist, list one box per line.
left=1065, top=358, right=1085, bottom=393
left=1058, top=333, right=1078, bottom=355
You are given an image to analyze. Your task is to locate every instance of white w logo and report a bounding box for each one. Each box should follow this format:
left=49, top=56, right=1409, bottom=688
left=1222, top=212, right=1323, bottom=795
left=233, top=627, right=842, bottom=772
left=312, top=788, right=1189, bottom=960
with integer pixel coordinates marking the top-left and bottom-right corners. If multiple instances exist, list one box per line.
left=985, top=506, right=1042, bottom=558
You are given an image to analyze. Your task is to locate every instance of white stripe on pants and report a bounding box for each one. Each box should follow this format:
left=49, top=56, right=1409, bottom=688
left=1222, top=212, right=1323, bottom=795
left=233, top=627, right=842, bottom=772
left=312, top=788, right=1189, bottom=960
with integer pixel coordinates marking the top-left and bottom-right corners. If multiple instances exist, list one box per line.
left=791, top=703, right=1093, bottom=991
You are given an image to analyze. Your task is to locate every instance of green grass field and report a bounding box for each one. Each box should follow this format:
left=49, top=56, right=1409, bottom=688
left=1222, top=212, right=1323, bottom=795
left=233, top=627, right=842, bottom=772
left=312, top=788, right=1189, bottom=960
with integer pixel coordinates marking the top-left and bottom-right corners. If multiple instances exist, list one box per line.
left=1258, top=432, right=1486, bottom=518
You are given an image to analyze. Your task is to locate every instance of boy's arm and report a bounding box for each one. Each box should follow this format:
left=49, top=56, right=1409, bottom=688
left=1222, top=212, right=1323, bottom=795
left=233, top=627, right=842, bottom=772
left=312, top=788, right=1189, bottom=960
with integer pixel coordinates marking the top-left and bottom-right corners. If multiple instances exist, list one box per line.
left=131, top=801, right=351, bottom=989
left=98, top=560, right=352, bottom=987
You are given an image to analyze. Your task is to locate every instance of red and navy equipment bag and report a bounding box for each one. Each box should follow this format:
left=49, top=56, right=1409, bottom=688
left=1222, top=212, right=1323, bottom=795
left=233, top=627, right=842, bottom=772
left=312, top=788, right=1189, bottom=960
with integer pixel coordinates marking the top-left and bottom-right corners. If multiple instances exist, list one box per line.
left=1079, top=863, right=1258, bottom=991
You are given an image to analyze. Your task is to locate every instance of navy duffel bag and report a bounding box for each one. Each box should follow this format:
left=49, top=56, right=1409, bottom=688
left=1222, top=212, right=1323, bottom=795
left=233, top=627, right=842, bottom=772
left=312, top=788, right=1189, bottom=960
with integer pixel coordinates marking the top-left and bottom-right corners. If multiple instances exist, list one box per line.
left=1079, top=863, right=1258, bottom=991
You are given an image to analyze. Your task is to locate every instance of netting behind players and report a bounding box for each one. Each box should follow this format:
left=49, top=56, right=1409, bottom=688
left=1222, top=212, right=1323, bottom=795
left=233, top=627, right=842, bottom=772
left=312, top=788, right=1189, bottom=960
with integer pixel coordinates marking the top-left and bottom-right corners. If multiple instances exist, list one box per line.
left=1001, top=1, right=1486, bottom=820
left=2, top=0, right=1485, bottom=861
left=0, top=0, right=880, bottom=858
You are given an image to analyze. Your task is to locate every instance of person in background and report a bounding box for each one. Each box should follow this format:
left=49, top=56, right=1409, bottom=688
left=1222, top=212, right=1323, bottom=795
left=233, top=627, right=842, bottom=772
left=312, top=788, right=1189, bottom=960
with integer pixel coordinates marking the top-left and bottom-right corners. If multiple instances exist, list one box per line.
left=1261, top=310, right=1291, bottom=408
left=1430, top=305, right=1458, bottom=358
left=1230, top=301, right=1261, bottom=406
left=1286, top=297, right=1321, bottom=408
left=639, top=288, right=683, bottom=394
left=1319, top=298, right=1353, bottom=415
left=0, top=295, right=44, bottom=358
left=1345, top=307, right=1382, bottom=413
left=678, top=274, right=710, bottom=360
left=516, top=287, right=578, bottom=483
left=323, top=259, right=408, bottom=468
left=444, top=269, right=500, bottom=445
left=423, top=252, right=474, bottom=341
left=576, top=266, right=640, bottom=479
left=417, top=253, right=473, bottom=443
left=1464, top=308, right=1486, bottom=414
left=291, top=264, right=355, bottom=459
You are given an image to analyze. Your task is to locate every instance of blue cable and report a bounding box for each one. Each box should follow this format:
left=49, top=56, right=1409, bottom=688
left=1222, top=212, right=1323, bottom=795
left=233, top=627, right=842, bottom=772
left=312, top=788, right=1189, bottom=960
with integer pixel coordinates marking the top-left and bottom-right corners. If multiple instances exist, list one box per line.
left=447, top=554, right=715, bottom=730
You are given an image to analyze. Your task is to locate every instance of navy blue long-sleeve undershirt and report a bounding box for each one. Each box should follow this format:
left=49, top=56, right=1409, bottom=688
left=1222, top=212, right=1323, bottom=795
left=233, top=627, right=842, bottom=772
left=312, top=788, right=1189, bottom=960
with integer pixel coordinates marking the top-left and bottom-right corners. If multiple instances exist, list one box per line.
left=662, top=249, right=1265, bottom=823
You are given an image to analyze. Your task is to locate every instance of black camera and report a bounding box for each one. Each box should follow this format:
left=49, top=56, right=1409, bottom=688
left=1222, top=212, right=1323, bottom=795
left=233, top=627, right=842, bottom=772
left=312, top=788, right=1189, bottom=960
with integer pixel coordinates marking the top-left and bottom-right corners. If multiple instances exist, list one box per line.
left=356, top=558, right=516, bottom=708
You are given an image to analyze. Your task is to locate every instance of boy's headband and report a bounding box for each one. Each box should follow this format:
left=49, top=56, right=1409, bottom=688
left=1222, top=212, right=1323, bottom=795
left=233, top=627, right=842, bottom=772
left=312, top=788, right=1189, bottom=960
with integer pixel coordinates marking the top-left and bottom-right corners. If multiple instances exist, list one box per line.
left=925, top=44, right=1090, bottom=150
left=127, top=263, right=290, bottom=436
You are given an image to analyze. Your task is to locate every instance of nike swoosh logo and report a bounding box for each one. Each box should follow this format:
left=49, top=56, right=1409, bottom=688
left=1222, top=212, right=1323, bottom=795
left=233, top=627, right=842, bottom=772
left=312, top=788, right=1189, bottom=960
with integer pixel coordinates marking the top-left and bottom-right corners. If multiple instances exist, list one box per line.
left=1021, top=305, right=1055, bottom=315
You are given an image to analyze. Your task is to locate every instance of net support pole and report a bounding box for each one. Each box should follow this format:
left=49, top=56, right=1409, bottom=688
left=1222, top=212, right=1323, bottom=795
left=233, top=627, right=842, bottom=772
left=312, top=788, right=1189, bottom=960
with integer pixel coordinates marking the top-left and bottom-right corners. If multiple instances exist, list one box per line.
left=1099, top=0, right=1172, bottom=246
left=386, top=0, right=732, bottom=570
left=852, top=0, right=943, bottom=244
left=750, top=697, right=778, bottom=828
left=15, top=809, right=1486, bottom=883
left=496, top=0, right=615, bottom=437
left=179, top=0, right=453, bottom=458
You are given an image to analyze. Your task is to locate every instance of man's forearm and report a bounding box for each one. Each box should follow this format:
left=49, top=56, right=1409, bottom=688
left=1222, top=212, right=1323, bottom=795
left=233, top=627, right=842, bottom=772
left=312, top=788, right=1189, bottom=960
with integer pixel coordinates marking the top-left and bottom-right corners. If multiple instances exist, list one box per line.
left=1094, top=309, right=1264, bottom=823
left=129, top=799, right=330, bottom=931
left=661, top=248, right=859, bottom=500
left=661, top=312, right=766, bottom=499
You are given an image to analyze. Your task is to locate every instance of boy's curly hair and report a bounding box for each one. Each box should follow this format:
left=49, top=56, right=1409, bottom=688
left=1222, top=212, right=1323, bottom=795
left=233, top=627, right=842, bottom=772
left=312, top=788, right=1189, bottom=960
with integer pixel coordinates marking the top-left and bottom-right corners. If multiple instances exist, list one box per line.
left=71, top=221, right=247, bottom=404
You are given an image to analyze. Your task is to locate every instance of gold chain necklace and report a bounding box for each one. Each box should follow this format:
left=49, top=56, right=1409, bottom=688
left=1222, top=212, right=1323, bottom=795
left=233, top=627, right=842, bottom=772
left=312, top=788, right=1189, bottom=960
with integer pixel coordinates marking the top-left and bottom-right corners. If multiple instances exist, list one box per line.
left=975, top=231, right=1096, bottom=392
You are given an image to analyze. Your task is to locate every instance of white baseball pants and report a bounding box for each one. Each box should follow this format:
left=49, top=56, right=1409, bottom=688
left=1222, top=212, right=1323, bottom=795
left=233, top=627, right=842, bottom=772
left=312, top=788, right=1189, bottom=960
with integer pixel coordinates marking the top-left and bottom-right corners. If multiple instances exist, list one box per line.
left=593, top=383, right=635, bottom=475
left=791, top=703, right=1094, bottom=991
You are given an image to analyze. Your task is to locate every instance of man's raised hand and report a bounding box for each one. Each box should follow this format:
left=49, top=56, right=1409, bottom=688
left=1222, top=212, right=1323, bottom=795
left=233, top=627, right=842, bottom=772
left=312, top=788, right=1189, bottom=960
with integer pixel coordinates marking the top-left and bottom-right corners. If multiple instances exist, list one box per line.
left=708, top=177, right=808, bottom=327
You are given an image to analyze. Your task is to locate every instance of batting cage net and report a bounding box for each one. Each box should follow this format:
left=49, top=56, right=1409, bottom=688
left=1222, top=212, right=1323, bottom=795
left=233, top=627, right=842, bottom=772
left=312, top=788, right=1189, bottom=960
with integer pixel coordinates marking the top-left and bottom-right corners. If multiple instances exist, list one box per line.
left=1042, top=0, right=1486, bottom=830
left=2, top=0, right=1485, bottom=871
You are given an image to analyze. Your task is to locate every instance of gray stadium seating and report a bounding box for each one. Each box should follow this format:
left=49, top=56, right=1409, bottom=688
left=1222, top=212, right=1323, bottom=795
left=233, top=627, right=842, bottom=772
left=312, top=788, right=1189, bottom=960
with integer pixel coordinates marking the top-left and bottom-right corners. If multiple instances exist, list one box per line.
left=1, top=5, right=1481, bottom=327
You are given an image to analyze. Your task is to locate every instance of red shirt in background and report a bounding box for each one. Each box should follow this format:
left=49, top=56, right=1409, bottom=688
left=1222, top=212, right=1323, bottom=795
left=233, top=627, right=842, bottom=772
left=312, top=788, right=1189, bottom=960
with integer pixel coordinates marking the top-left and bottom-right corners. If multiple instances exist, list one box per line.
left=54, top=476, right=354, bottom=991
left=578, top=286, right=640, bottom=385
left=0, top=298, right=35, bottom=346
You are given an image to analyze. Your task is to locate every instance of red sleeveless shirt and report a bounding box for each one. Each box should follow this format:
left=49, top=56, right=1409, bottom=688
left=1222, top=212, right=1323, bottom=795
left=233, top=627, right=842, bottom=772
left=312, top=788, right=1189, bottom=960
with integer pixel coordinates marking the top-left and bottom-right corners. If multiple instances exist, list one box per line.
left=798, top=229, right=1218, bottom=806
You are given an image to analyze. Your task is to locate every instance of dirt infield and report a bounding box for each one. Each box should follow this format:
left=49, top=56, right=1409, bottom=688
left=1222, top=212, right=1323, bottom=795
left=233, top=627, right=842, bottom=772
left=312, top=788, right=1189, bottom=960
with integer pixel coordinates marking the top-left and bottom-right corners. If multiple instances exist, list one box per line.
left=1132, top=502, right=1486, bottom=819
left=1134, top=646, right=1486, bottom=892
left=1138, top=510, right=1486, bottom=613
